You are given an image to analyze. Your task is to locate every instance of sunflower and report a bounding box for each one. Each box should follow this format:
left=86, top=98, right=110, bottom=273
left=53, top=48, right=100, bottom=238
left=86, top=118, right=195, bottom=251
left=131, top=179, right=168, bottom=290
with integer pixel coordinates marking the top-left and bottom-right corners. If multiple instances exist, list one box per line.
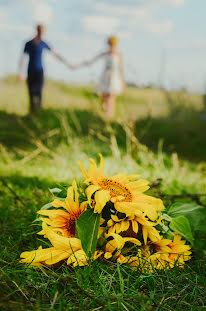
left=118, top=252, right=149, bottom=271
left=167, top=234, right=191, bottom=267
left=104, top=233, right=141, bottom=259
left=20, top=222, right=82, bottom=266
left=79, top=154, right=164, bottom=220
left=106, top=211, right=161, bottom=244
left=141, top=235, right=191, bottom=270
left=38, top=180, right=87, bottom=238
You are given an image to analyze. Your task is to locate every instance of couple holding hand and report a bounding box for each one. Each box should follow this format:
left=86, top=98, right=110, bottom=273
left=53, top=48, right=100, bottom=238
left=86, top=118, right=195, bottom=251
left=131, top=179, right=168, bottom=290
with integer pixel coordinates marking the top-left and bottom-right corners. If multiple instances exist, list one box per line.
left=19, top=25, right=125, bottom=118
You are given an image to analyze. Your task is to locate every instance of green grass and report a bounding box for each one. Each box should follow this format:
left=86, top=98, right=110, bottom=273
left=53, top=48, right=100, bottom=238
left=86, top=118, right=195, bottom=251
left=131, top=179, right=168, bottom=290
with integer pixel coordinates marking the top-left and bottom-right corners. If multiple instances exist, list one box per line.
left=0, top=76, right=206, bottom=310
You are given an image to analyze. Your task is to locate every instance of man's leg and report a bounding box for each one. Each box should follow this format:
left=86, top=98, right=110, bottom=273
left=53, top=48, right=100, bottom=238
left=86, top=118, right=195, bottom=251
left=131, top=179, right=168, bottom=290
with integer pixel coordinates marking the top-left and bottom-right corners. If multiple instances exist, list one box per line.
left=30, top=94, right=36, bottom=113
left=38, top=71, right=44, bottom=110
left=27, top=74, right=36, bottom=114
left=28, top=71, right=44, bottom=113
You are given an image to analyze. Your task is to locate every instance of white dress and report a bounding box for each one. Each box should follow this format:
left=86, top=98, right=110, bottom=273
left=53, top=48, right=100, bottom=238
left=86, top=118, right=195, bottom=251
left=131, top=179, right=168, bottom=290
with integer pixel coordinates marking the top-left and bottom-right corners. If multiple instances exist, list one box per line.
left=97, top=53, right=123, bottom=95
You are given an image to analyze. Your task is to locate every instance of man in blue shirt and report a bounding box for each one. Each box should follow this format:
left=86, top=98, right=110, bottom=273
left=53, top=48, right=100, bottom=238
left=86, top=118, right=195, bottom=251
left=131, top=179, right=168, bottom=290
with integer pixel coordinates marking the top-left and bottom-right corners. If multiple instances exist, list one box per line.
left=19, top=25, right=74, bottom=113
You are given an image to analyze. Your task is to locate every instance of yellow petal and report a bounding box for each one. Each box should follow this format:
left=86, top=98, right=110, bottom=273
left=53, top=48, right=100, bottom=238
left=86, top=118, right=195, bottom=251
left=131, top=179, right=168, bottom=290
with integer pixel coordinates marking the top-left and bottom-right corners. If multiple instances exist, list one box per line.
left=86, top=185, right=101, bottom=203
left=20, top=247, right=68, bottom=265
left=132, top=220, right=138, bottom=233
left=98, top=153, right=105, bottom=176
left=123, top=237, right=141, bottom=246
left=104, top=252, right=113, bottom=259
left=114, top=222, right=122, bottom=233
left=142, top=226, right=148, bottom=244
left=88, top=158, right=100, bottom=179
left=44, top=249, right=72, bottom=265
left=108, top=233, right=124, bottom=249
left=72, top=180, right=79, bottom=205
left=115, top=202, right=140, bottom=217
left=80, top=201, right=88, bottom=213
left=67, top=249, right=88, bottom=267
left=107, top=219, right=114, bottom=227
left=79, top=160, right=89, bottom=179
left=111, top=215, right=122, bottom=222
left=98, top=227, right=105, bottom=239
left=37, top=209, right=69, bottom=218
left=52, top=199, right=68, bottom=209
left=129, top=179, right=150, bottom=192
left=121, top=220, right=129, bottom=232
left=105, top=239, right=117, bottom=254
left=111, top=196, right=125, bottom=203
left=127, top=174, right=141, bottom=180
left=94, top=190, right=110, bottom=213
left=42, top=222, right=81, bottom=250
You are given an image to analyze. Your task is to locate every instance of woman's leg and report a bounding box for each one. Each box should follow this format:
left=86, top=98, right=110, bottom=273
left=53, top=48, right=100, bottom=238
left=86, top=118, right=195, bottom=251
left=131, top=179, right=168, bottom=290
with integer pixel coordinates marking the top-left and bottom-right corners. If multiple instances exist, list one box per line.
left=101, top=94, right=116, bottom=118
left=106, top=95, right=116, bottom=118
left=101, top=94, right=108, bottom=115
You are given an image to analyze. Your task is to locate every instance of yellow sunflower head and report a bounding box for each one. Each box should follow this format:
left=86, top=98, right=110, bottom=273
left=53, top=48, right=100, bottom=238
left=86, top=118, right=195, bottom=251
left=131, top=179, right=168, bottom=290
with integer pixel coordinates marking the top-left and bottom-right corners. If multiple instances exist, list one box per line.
left=79, top=155, right=165, bottom=220
left=20, top=222, right=82, bottom=266
left=167, top=234, right=191, bottom=266
left=38, top=180, right=87, bottom=238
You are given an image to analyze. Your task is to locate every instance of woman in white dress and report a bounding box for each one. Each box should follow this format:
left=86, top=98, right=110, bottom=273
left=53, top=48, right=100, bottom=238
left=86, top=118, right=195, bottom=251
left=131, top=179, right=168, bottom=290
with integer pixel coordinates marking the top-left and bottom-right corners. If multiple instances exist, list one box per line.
left=79, top=36, right=125, bottom=118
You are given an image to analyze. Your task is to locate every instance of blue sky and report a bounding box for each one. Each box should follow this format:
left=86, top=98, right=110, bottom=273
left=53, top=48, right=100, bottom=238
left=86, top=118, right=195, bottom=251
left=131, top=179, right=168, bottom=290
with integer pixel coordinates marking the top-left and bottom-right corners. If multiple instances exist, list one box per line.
left=0, top=0, right=206, bottom=93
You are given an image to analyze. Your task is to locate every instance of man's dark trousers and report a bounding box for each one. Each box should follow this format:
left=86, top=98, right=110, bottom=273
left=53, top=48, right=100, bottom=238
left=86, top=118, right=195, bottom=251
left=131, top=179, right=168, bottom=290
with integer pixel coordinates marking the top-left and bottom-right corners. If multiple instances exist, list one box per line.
left=27, top=70, right=44, bottom=113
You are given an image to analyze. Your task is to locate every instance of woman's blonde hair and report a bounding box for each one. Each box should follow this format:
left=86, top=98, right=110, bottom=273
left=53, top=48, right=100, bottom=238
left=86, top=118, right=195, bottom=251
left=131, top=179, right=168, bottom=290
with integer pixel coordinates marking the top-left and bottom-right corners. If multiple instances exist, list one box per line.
left=108, top=36, right=118, bottom=47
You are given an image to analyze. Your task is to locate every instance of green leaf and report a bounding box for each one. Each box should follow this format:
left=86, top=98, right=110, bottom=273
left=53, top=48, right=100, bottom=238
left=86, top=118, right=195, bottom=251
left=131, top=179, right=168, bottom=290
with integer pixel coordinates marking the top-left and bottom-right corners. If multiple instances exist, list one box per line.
left=41, top=202, right=53, bottom=210
left=167, top=202, right=206, bottom=233
left=76, top=209, right=101, bottom=257
left=169, top=215, right=194, bottom=245
left=49, top=188, right=62, bottom=194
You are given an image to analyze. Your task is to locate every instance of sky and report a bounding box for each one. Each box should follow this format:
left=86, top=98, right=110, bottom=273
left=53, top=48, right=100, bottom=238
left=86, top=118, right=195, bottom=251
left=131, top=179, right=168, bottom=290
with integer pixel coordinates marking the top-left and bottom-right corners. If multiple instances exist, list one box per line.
left=0, top=0, right=206, bottom=93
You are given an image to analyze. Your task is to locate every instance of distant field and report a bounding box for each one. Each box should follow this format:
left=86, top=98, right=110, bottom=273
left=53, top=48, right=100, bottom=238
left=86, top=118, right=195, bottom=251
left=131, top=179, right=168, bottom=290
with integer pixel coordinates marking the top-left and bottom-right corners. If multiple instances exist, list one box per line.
left=0, top=76, right=206, bottom=310
left=0, top=75, right=203, bottom=118
left=0, top=75, right=205, bottom=161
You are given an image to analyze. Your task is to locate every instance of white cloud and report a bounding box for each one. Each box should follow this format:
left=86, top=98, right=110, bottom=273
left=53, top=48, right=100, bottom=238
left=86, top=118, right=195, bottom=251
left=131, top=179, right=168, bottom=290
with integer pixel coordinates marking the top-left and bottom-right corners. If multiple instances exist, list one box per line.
left=30, top=0, right=53, bottom=25
left=141, top=0, right=186, bottom=10
left=83, top=15, right=120, bottom=34
left=0, top=23, right=32, bottom=33
left=166, top=38, right=206, bottom=49
left=0, top=6, right=8, bottom=20
left=95, top=3, right=147, bottom=18
left=163, top=0, right=186, bottom=7
left=88, top=2, right=175, bottom=36
left=147, top=20, right=173, bottom=35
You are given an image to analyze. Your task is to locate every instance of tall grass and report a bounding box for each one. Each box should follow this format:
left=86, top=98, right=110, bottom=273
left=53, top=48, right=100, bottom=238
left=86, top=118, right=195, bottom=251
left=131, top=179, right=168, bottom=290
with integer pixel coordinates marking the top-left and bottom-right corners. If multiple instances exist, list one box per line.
left=0, top=76, right=206, bottom=310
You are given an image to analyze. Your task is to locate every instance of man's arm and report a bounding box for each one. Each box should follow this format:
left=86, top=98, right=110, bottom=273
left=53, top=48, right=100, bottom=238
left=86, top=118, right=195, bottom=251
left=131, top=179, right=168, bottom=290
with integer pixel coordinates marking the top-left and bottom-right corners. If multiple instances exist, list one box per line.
left=51, top=49, right=75, bottom=69
left=18, top=51, right=27, bottom=81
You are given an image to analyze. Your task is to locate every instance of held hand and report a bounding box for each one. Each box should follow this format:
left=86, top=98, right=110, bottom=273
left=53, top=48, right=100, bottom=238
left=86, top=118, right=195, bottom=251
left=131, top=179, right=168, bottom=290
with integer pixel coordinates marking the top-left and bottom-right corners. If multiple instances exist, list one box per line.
left=67, top=63, right=77, bottom=70
left=18, top=74, right=25, bottom=82
left=70, top=64, right=77, bottom=70
left=81, top=61, right=90, bottom=66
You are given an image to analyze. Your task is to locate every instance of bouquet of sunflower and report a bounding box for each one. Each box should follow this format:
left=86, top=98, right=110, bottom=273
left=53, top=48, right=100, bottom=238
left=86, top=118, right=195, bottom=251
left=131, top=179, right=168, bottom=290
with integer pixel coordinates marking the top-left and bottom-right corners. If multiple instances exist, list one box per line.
left=20, top=155, right=193, bottom=271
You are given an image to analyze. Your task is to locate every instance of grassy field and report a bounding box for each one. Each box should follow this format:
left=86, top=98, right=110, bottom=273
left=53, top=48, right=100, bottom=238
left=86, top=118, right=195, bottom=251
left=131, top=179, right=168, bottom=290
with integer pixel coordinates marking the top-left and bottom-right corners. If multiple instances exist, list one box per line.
left=0, top=76, right=206, bottom=310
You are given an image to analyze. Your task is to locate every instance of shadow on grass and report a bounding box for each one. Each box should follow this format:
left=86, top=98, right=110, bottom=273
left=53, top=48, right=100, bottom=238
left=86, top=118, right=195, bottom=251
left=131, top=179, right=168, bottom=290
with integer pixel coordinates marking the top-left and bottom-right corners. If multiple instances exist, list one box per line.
left=0, top=108, right=126, bottom=156
left=135, top=102, right=206, bottom=162
left=0, top=173, right=65, bottom=249
left=0, top=101, right=206, bottom=161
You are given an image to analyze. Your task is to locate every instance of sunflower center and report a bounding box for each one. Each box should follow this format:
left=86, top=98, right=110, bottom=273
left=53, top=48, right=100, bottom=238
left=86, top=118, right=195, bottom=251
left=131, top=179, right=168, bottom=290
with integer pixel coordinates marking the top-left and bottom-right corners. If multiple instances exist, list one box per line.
left=121, top=222, right=137, bottom=238
left=99, top=178, right=133, bottom=201
left=67, top=217, right=76, bottom=237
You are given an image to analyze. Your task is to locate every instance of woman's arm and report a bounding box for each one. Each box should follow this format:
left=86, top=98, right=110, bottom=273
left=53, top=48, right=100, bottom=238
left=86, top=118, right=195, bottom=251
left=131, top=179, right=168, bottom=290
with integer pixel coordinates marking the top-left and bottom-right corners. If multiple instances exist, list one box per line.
left=119, top=53, right=126, bottom=90
left=78, top=52, right=107, bottom=67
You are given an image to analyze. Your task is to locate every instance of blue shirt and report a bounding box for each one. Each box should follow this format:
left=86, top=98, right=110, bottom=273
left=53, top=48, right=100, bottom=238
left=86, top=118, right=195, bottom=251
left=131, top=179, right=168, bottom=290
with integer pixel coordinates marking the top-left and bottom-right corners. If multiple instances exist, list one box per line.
left=24, top=40, right=51, bottom=73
